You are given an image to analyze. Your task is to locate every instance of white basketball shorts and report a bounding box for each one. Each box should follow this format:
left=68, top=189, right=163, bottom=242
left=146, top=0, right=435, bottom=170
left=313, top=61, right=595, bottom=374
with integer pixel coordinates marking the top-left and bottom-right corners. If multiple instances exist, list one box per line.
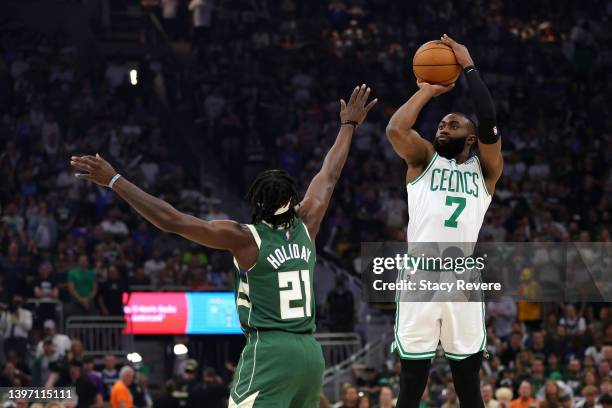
left=392, top=301, right=486, bottom=360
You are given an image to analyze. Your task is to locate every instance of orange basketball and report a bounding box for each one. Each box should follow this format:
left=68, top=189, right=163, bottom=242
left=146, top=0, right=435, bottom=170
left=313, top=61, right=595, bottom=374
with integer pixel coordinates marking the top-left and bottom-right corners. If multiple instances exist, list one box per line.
left=412, top=41, right=461, bottom=86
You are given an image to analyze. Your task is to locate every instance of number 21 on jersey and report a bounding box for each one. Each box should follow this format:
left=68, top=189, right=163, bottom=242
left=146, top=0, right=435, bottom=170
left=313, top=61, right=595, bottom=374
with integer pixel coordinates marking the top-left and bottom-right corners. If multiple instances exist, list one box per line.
left=278, top=270, right=312, bottom=319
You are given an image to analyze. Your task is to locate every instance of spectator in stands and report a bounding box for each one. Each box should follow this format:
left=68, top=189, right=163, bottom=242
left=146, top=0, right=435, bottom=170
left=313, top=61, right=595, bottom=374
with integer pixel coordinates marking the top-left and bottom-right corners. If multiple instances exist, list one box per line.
left=174, top=359, right=199, bottom=407
left=0, top=360, right=28, bottom=387
left=560, top=304, right=587, bottom=336
left=0, top=242, right=27, bottom=296
left=325, top=277, right=355, bottom=333
left=334, top=384, right=358, bottom=408
left=525, top=331, right=547, bottom=359
left=67, top=254, right=98, bottom=315
left=481, top=384, right=499, bottom=408
left=529, top=358, right=547, bottom=393
left=517, top=268, right=542, bottom=331
left=132, top=222, right=153, bottom=258
left=66, top=339, right=85, bottom=362
left=160, top=0, right=180, bottom=40
left=501, top=332, right=524, bottom=367
left=565, top=358, right=583, bottom=394
left=377, top=385, right=394, bottom=408
left=510, top=381, right=536, bottom=408
left=102, top=354, right=119, bottom=401
left=137, top=373, right=153, bottom=408
left=598, top=360, right=612, bottom=379
left=98, top=264, right=129, bottom=316
left=585, top=337, right=606, bottom=364
left=129, top=266, right=152, bottom=287
left=495, top=387, right=513, bottom=408
left=154, top=380, right=180, bottom=408
left=539, top=380, right=563, bottom=406
left=354, top=366, right=380, bottom=398
left=356, top=394, right=371, bottom=408
left=4, top=351, right=32, bottom=386
left=83, top=356, right=105, bottom=398
left=440, top=383, right=458, bottom=408
left=0, top=294, right=32, bottom=360
left=188, top=0, right=213, bottom=50
left=549, top=325, right=570, bottom=361
left=487, top=294, right=518, bottom=341
left=100, top=209, right=129, bottom=238
left=33, top=261, right=60, bottom=325
left=111, top=366, right=135, bottom=408
left=36, top=320, right=71, bottom=358
left=143, top=249, right=166, bottom=279
left=575, top=385, right=600, bottom=408
left=32, top=338, right=59, bottom=386
left=188, top=367, right=227, bottom=408
left=130, top=371, right=148, bottom=408
left=548, top=354, right=564, bottom=381
left=28, top=202, right=58, bottom=250
left=58, top=360, right=103, bottom=408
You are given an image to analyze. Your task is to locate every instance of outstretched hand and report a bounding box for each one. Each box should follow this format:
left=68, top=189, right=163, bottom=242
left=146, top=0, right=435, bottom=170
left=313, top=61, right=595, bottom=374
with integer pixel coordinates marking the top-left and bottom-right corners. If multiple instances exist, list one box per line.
left=339, top=84, right=378, bottom=125
left=70, top=153, right=119, bottom=187
left=440, top=34, right=474, bottom=69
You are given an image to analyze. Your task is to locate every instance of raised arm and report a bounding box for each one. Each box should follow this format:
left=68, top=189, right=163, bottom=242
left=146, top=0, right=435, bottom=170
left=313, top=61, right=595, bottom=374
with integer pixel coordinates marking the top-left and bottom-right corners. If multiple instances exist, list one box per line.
left=386, top=80, right=453, bottom=182
left=70, top=155, right=257, bottom=269
left=441, top=34, right=503, bottom=194
left=297, top=84, right=377, bottom=238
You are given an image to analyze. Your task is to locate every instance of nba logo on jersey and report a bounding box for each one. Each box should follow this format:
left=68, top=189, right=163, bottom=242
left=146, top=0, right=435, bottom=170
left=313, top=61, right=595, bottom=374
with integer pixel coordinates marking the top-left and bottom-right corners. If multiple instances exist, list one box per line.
left=285, top=230, right=291, bottom=241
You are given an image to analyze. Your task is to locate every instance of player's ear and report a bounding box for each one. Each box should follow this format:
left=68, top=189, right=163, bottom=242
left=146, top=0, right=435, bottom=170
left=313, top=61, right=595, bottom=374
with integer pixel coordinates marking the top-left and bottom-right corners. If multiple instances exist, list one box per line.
left=466, top=133, right=477, bottom=146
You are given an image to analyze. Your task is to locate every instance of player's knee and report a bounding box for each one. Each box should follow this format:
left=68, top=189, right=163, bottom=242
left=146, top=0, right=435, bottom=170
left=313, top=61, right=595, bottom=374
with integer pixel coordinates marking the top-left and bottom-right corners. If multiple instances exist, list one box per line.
left=400, top=358, right=431, bottom=380
left=449, top=352, right=484, bottom=407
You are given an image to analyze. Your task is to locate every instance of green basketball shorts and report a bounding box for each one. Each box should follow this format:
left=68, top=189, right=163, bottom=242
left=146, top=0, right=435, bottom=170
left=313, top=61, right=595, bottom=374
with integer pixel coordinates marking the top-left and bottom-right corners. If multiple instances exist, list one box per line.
left=229, top=330, right=325, bottom=408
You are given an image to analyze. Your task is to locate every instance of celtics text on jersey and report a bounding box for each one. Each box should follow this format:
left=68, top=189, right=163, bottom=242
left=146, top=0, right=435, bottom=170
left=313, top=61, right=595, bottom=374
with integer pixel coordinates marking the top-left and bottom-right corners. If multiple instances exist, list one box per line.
left=407, top=152, right=492, bottom=245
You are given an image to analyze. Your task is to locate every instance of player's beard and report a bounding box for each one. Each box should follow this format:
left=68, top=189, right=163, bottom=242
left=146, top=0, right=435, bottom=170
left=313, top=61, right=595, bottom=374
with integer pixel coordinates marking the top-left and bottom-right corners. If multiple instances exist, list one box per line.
left=433, top=136, right=467, bottom=159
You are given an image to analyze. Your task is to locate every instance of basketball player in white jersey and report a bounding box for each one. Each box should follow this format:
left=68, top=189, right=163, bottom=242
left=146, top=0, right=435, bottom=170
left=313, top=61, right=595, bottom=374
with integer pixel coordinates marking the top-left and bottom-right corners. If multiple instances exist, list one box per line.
left=386, top=35, right=503, bottom=408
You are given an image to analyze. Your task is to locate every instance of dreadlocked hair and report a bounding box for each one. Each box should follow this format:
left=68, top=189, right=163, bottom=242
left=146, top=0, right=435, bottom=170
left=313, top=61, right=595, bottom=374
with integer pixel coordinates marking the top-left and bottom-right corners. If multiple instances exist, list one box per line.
left=246, top=169, right=299, bottom=228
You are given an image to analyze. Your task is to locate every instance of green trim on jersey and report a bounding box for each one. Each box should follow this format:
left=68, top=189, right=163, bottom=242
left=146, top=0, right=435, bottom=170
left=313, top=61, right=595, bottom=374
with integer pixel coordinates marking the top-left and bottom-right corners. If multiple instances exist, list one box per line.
left=234, top=219, right=316, bottom=334
left=474, top=156, right=491, bottom=197
left=409, top=152, right=439, bottom=186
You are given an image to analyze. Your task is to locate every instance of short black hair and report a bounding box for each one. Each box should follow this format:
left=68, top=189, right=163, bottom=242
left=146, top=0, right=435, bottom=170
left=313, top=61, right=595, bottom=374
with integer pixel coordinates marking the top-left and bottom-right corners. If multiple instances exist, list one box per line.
left=449, top=112, right=477, bottom=136
left=246, top=169, right=299, bottom=228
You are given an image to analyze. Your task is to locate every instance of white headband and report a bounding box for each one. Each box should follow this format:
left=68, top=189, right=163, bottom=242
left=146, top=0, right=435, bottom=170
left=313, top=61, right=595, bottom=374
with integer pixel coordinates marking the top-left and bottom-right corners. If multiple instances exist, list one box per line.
left=273, top=200, right=292, bottom=215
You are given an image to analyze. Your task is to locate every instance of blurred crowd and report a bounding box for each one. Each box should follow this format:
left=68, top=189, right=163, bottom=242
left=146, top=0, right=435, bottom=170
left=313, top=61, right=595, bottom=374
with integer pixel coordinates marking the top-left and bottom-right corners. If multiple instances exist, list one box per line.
left=0, top=333, right=232, bottom=408
left=0, top=25, right=235, bottom=318
left=1, top=0, right=612, bottom=407
left=0, top=19, right=235, bottom=406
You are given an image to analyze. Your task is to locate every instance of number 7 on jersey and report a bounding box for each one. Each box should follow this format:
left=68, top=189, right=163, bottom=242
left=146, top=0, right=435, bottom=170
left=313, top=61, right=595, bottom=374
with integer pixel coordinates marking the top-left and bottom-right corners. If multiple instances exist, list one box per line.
left=444, top=195, right=466, bottom=228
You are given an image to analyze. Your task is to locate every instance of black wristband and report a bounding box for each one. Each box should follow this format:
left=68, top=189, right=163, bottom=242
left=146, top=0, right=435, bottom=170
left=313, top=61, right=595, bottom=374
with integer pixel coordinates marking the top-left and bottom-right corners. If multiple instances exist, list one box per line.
left=341, top=120, right=358, bottom=128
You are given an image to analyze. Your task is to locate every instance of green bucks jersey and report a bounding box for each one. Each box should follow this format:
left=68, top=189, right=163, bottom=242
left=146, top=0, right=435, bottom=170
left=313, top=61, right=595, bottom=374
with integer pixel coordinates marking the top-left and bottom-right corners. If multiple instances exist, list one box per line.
left=234, top=219, right=316, bottom=333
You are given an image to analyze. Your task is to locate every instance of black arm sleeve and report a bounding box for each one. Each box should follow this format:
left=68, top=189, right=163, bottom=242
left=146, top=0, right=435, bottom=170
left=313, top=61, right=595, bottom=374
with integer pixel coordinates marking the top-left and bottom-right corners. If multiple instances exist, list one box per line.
left=464, top=66, right=499, bottom=144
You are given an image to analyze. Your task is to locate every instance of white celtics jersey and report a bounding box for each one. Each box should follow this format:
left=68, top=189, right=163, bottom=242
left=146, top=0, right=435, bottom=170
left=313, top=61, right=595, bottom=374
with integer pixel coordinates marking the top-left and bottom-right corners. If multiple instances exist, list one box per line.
left=406, top=152, right=492, bottom=248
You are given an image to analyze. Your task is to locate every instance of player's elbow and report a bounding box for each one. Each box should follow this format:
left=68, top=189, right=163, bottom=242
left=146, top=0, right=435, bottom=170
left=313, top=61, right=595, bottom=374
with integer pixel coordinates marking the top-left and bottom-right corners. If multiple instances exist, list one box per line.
left=385, top=125, right=402, bottom=141
left=386, top=125, right=417, bottom=148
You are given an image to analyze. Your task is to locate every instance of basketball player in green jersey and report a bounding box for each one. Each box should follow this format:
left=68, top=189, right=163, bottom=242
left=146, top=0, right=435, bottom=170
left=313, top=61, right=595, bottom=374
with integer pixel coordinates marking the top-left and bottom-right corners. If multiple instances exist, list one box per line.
left=70, top=84, right=377, bottom=408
